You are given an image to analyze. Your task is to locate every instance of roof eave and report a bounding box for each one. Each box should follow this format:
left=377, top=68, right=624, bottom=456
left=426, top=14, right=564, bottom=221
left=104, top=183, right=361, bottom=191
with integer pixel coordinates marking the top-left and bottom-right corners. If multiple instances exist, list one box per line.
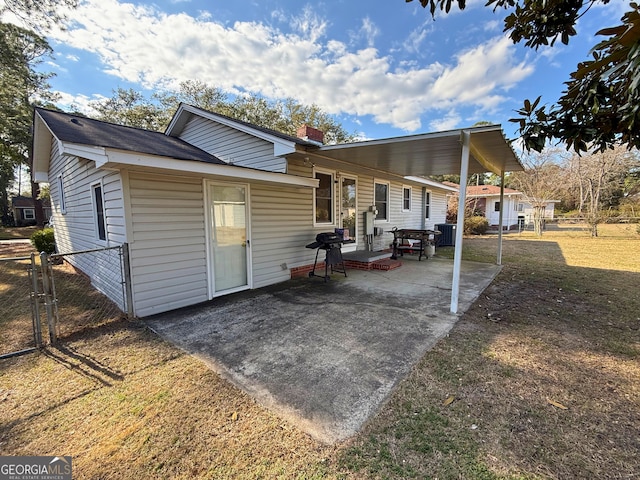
left=102, top=149, right=318, bottom=188
left=32, top=111, right=55, bottom=183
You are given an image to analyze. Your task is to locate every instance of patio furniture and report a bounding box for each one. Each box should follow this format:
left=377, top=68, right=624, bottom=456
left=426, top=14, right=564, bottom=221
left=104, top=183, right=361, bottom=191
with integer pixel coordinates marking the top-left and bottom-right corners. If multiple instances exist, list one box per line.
left=390, top=228, right=441, bottom=261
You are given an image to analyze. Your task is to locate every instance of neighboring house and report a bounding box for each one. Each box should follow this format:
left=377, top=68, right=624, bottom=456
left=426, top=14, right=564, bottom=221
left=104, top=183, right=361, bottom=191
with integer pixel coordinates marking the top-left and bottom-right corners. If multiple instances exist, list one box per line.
left=32, top=105, right=521, bottom=317
left=517, top=199, right=558, bottom=226
left=11, top=196, right=52, bottom=226
left=449, top=184, right=556, bottom=229
left=466, top=185, right=523, bottom=229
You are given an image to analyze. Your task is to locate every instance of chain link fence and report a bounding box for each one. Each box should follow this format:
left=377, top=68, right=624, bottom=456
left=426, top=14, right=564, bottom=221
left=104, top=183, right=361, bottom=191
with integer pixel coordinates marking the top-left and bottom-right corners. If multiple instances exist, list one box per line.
left=0, top=254, right=42, bottom=357
left=49, top=245, right=131, bottom=341
left=0, top=244, right=131, bottom=358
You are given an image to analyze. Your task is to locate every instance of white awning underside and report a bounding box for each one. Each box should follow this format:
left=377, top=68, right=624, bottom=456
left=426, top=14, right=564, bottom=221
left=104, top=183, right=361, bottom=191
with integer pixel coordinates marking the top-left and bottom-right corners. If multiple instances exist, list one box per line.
left=316, top=125, right=523, bottom=176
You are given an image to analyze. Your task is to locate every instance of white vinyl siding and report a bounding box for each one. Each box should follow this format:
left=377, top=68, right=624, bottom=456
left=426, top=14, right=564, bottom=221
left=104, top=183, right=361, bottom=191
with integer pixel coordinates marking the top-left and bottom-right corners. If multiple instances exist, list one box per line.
left=250, top=184, right=315, bottom=288
left=127, top=173, right=208, bottom=317
left=48, top=145, right=126, bottom=251
left=178, top=115, right=287, bottom=173
left=47, top=139, right=126, bottom=310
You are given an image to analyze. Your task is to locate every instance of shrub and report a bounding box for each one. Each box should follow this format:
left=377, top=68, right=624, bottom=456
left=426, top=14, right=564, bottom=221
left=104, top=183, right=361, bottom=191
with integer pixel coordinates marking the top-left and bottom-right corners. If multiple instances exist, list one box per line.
left=30, top=228, right=56, bottom=254
left=464, top=216, right=489, bottom=235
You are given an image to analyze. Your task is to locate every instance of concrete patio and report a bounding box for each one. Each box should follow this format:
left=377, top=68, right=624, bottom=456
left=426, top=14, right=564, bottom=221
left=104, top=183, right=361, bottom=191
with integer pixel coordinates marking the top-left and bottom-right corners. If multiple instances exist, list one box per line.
left=144, top=255, right=501, bottom=444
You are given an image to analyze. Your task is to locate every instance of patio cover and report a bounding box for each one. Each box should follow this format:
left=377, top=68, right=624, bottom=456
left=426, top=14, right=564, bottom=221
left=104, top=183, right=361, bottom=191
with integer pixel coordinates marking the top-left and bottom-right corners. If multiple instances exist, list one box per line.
left=313, top=124, right=524, bottom=314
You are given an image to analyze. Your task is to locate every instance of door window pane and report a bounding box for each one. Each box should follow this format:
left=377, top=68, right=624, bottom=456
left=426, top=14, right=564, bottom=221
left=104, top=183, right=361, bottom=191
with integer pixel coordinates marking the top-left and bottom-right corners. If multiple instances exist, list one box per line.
left=341, top=177, right=356, bottom=239
left=211, top=185, right=247, bottom=292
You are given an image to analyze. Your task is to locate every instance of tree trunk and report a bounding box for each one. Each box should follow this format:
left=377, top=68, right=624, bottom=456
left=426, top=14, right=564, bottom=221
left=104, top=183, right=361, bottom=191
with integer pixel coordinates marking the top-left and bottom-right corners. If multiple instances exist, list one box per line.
left=533, top=205, right=544, bottom=236
left=31, top=180, right=46, bottom=228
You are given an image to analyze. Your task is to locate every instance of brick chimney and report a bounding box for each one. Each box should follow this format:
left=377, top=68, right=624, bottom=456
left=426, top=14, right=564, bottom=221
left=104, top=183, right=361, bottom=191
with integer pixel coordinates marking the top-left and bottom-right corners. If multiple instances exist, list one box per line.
left=296, top=125, right=324, bottom=144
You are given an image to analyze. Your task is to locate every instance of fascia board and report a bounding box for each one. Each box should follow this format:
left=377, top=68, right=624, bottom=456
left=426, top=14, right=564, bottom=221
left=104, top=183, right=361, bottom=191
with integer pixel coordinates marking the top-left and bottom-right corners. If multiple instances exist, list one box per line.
left=104, top=149, right=318, bottom=188
left=61, top=143, right=109, bottom=167
left=32, top=112, right=54, bottom=182
left=404, top=176, right=459, bottom=192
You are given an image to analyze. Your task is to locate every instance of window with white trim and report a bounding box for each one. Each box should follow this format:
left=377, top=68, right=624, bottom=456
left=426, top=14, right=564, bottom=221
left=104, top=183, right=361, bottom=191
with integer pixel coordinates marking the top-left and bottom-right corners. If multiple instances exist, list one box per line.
left=424, top=191, right=431, bottom=220
left=57, top=175, right=66, bottom=214
left=402, top=186, right=411, bottom=211
left=23, top=208, right=35, bottom=220
left=374, top=181, right=389, bottom=221
left=314, top=169, right=334, bottom=225
left=92, top=183, right=106, bottom=241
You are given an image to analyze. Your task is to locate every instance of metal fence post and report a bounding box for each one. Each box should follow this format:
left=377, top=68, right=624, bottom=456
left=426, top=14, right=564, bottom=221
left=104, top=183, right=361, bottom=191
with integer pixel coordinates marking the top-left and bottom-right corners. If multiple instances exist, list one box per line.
left=121, top=243, right=134, bottom=318
left=40, top=252, right=57, bottom=345
left=29, top=253, right=43, bottom=348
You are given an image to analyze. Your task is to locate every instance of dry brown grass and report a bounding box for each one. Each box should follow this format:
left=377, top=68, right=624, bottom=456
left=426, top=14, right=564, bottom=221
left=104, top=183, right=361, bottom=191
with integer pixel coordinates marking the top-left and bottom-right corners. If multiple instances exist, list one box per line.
left=339, top=223, right=640, bottom=479
left=1, top=319, right=335, bottom=478
left=1, top=242, right=38, bottom=354
left=1, top=223, right=639, bottom=479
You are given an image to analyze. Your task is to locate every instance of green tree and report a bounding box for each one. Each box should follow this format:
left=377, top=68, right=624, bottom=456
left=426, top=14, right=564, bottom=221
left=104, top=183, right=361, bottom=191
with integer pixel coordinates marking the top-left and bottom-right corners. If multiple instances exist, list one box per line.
left=157, top=80, right=227, bottom=121
left=408, top=0, right=640, bottom=154
left=225, top=95, right=356, bottom=144
left=0, top=0, right=78, bottom=31
left=90, top=87, right=167, bottom=131
left=0, top=22, right=55, bottom=225
left=92, top=83, right=358, bottom=144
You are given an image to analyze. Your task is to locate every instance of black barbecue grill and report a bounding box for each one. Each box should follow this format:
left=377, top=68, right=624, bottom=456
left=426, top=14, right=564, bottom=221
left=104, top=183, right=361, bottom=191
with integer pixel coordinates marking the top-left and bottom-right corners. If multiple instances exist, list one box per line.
left=305, top=232, right=350, bottom=281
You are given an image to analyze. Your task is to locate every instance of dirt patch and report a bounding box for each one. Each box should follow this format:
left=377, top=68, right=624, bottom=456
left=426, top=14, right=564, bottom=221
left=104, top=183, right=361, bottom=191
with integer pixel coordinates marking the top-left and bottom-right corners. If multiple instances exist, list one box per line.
left=0, top=241, right=34, bottom=258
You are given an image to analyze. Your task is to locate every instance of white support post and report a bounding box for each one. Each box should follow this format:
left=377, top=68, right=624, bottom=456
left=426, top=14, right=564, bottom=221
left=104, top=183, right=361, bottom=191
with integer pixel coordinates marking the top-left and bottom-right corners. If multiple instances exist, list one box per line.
left=497, top=172, right=505, bottom=266
left=451, top=131, right=471, bottom=314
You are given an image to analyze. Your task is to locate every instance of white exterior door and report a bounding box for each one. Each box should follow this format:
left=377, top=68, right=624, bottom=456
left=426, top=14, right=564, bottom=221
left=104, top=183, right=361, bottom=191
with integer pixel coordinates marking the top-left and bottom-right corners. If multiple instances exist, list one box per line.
left=340, top=176, right=357, bottom=249
left=208, top=183, right=250, bottom=296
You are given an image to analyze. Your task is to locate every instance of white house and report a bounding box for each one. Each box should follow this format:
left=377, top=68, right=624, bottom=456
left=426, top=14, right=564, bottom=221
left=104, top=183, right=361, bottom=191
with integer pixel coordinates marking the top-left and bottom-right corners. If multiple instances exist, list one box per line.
left=465, top=185, right=523, bottom=229
left=454, top=184, right=556, bottom=230
left=32, top=105, right=521, bottom=317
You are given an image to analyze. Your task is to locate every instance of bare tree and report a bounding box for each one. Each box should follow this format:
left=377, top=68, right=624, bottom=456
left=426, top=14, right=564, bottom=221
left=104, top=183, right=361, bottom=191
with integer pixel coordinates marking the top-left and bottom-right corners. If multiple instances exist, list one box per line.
left=510, top=148, right=567, bottom=236
left=567, top=146, right=638, bottom=236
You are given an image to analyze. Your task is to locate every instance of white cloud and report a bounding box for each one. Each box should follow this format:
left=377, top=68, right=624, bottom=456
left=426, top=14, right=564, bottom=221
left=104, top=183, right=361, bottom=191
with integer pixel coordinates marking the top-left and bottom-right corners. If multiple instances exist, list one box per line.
left=48, top=0, right=533, bottom=132
left=430, top=111, right=462, bottom=131
left=289, top=5, right=328, bottom=42
left=484, top=20, right=500, bottom=32
left=53, top=91, right=106, bottom=115
left=350, top=17, right=380, bottom=48
left=401, top=22, right=431, bottom=55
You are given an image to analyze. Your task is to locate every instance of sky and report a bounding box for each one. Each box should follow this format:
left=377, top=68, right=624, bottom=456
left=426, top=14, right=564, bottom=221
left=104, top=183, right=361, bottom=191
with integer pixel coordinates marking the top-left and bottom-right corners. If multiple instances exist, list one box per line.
left=21, top=0, right=633, bottom=142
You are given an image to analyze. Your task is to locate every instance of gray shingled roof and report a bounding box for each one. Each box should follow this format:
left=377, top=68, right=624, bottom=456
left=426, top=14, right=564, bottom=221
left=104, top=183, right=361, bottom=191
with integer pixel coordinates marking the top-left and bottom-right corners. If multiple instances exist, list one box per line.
left=35, top=108, right=226, bottom=165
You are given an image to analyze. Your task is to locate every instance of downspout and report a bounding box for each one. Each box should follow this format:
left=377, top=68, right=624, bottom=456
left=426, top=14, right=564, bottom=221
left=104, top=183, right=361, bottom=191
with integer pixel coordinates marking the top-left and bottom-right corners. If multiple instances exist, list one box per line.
left=451, top=131, right=470, bottom=314
left=497, top=173, right=505, bottom=266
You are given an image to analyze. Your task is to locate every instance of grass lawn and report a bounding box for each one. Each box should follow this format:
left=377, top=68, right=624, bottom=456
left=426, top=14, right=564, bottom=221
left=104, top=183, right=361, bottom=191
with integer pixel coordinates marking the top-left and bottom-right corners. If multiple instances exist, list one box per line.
left=0, top=226, right=39, bottom=241
left=1, top=223, right=638, bottom=479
